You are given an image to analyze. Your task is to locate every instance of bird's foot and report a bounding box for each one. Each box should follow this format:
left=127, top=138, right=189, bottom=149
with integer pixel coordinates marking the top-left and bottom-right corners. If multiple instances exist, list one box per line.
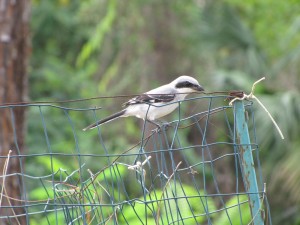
left=152, top=122, right=171, bottom=133
left=146, top=119, right=171, bottom=133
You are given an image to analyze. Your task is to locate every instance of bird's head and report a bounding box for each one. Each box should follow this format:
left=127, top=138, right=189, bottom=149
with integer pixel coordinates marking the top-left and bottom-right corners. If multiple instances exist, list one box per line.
left=171, top=75, right=204, bottom=93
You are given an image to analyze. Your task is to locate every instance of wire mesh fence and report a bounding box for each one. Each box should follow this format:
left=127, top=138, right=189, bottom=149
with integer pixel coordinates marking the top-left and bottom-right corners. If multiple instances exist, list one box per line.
left=0, top=95, right=271, bottom=225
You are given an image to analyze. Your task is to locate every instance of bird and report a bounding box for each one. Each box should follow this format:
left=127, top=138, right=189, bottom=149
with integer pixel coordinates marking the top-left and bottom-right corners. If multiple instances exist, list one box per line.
left=83, top=75, right=204, bottom=131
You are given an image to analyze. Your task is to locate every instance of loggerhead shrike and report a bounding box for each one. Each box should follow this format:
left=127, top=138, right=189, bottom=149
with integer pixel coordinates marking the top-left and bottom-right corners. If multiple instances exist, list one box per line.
left=83, top=75, right=204, bottom=131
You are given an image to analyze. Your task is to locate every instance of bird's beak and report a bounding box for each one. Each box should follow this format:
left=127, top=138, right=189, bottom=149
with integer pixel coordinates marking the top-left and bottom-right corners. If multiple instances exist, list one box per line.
left=193, top=85, right=204, bottom=92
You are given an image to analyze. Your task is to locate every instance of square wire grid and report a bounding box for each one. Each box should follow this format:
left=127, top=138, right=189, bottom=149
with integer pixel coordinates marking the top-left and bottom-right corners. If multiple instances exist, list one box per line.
left=0, top=95, right=271, bottom=225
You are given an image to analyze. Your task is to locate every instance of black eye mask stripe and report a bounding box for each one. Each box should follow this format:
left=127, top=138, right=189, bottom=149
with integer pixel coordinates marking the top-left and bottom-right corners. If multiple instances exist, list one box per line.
left=175, top=81, right=195, bottom=89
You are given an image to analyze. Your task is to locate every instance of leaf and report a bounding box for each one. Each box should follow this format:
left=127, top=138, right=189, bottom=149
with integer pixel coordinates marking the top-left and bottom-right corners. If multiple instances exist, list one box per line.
left=119, top=183, right=216, bottom=224
left=36, top=156, right=69, bottom=173
left=76, top=0, right=117, bottom=67
left=29, top=186, right=55, bottom=200
left=214, top=195, right=252, bottom=225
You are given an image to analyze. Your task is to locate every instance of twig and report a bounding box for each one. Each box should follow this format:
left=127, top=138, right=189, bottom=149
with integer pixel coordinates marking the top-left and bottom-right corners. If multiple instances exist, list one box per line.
left=229, top=77, right=284, bottom=140
left=0, top=150, right=21, bottom=225
left=0, top=150, right=11, bottom=206
left=156, top=161, right=182, bottom=224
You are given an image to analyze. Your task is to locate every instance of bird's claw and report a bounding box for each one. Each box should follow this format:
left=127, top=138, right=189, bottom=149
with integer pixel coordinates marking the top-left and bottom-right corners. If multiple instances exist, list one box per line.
left=152, top=123, right=171, bottom=133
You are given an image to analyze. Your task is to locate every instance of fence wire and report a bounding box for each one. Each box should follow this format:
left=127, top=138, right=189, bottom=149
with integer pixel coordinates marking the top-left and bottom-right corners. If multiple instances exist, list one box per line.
left=0, top=95, right=271, bottom=225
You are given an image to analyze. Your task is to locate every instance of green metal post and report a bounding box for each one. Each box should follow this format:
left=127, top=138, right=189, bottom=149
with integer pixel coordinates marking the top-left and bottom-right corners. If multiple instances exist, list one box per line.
left=234, top=101, right=264, bottom=225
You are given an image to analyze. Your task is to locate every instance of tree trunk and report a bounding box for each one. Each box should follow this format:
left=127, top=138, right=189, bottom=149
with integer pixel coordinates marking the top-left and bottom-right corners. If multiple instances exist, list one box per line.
left=0, top=1, right=30, bottom=224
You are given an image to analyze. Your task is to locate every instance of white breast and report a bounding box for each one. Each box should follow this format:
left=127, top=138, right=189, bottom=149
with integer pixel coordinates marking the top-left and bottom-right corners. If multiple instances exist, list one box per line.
left=124, top=93, right=187, bottom=121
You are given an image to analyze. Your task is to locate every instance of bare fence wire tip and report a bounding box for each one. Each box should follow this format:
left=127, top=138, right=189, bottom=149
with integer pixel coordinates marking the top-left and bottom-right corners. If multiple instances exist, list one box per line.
left=229, top=77, right=284, bottom=140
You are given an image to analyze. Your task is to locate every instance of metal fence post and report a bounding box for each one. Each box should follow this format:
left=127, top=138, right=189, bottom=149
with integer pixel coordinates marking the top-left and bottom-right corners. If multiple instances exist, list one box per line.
left=234, top=101, right=264, bottom=225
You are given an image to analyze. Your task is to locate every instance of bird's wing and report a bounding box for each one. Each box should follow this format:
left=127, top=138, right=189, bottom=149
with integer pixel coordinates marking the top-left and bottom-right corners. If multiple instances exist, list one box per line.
left=123, top=85, right=176, bottom=107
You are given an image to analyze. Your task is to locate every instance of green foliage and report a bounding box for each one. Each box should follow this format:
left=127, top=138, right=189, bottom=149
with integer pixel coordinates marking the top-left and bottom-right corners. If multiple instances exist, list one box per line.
left=30, top=212, right=66, bottom=225
left=119, top=183, right=216, bottom=224
left=96, top=164, right=128, bottom=183
left=214, top=195, right=251, bottom=225
left=225, top=0, right=300, bottom=59
left=273, top=141, right=300, bottom=202
left=199, top=2, right=267, bottom=78
left=76, top=0, right=117, bottom=67
left=36, top=156, right=69, bottom=174
left=29, top=186, right=55, bottom=200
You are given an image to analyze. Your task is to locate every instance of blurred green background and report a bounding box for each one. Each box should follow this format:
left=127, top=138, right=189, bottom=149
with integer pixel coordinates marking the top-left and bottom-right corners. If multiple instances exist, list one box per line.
left=27, top=0, right=300, bottom=224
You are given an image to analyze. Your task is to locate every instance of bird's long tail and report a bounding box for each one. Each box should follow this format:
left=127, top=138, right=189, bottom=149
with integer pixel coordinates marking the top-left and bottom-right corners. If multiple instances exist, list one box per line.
left=83, top=110, right=126, bottom=131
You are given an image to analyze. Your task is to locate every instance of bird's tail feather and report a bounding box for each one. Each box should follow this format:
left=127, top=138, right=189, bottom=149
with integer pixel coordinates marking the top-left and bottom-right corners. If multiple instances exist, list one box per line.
left=83, top=110, right=126, bottom=131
